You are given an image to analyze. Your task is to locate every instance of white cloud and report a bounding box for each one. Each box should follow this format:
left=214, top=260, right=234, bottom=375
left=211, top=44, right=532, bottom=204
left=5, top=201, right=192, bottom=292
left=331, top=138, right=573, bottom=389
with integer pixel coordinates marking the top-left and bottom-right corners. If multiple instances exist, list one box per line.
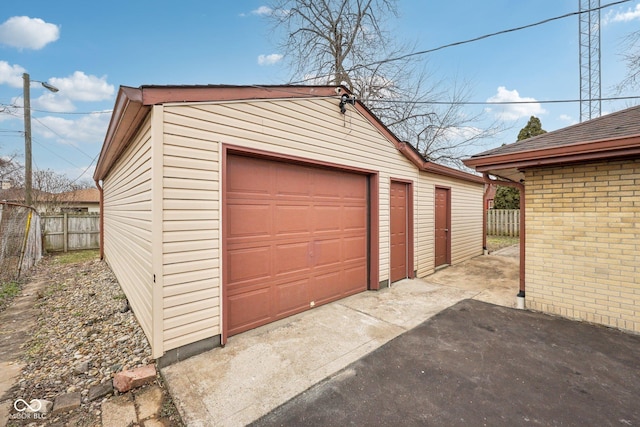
left=35, top=112, right=111, bottom=146
left=559, top=114, right=577, bottom=125
left=604, top=4, right=640, bottom=24
left=0, top=61, right=26, bottom=88
left=485, top=86, right=546, bottom=121
left=0, top=16, right=59, bottom=50
left=252, top=6, right=273, bottom=15
left=6, top=71, right=114, bottom=113
left=49, top=71, right=114, bottom=102
left=258, top=53, right=283, bottom=66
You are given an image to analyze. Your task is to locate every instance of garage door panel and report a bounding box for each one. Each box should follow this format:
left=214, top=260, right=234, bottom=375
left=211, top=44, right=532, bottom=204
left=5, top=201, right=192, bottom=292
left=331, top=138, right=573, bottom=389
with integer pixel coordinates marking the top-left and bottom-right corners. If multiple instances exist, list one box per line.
left=311, top=271, right=343, bottom=303
left=314, top=239, right=342, bottom=267
left=341, top=174, right=368, bottom=200
left=275, top=279, right=311, bottom=316
left=227, top=204, right=271, bottom=238
left=275, top=205, right=311, bottom=235
left=343, top=265, right=368, bottom=292
left=343, top=236, right=367, bottom=262
left=227, top=287, right=271, bottom=334
left=312, top=170, right=343, bottom=198
left=274, top=242, right=312, bottom=275
left=227, top=246, right=271, bottom=284
left=314, top=206, right=342, bottom=231
left=343, top=206, right=367, bottom=230
left=227, top=157, right=272, bottom=196
left=225, top=154, right=368, bottom=337
left=275, top=165, right=311, bottom=197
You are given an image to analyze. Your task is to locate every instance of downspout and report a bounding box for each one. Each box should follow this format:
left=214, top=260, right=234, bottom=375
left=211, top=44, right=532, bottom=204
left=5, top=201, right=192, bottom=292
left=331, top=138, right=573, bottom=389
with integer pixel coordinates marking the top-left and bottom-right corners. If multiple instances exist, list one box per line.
left=95, top=180, right=104, bottom=260
left=482, top=184, right=492, bottom=255
left=483, top=173, right=526, bottom=308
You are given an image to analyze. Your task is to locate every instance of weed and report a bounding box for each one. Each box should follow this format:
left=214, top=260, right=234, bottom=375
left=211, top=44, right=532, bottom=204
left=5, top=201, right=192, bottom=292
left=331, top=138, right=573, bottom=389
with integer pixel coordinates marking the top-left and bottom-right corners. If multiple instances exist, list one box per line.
left=51, top=249, right=100, bottom=265
left=486, top=235, right=519, bottom=253
left=0, top=281, right=21, bottom=312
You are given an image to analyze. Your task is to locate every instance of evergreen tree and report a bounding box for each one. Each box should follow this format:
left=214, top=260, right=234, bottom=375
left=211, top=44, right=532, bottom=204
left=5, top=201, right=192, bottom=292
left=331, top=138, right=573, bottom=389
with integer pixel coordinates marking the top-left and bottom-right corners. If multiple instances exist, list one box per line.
left=517, top=116, right=547, bottom=141
left=493, top=116, right=547, bottom=209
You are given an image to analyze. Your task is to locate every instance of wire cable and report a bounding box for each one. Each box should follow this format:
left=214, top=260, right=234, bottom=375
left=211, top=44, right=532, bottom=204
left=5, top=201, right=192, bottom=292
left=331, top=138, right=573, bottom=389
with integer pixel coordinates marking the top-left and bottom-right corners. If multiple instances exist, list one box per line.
left=286, top=0, right=635, bottom=85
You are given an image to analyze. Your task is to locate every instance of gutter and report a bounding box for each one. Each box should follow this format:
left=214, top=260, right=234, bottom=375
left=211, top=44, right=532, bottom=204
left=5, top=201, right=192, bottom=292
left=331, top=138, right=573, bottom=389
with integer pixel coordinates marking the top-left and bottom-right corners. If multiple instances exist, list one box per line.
left=95, top=180, right=104, bottom=260
left=483, top=173, right=526, bottom=308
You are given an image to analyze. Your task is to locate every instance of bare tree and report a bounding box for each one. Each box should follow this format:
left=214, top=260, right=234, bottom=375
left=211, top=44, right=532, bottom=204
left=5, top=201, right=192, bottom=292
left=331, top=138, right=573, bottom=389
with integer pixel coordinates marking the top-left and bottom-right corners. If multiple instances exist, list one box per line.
left=31, top=169, right=74, bottom=212
left=616, top=30, right=640, bottom=94
left=269, top=0, right=398, bottom=90
left=266, top=0, right=502, bottom=167
left=0, top=153, right=24, bottom=188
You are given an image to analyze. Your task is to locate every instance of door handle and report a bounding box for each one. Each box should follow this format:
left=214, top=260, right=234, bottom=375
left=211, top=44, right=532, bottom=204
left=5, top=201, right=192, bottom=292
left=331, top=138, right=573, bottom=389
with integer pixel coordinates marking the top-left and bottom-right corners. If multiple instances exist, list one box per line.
left=444, top=229, right=449, bottom=232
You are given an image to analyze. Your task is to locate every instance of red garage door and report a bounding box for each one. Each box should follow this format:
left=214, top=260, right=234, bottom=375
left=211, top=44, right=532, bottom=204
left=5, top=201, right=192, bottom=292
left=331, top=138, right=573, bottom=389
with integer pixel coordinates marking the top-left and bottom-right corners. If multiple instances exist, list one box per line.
left=224, top=155, right=368, bottom=337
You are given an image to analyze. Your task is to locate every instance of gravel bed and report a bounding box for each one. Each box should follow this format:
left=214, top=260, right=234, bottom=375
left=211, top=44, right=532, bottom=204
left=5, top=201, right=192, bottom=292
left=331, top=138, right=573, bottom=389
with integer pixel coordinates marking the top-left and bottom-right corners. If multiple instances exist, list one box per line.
left=11, top=253, right=157, bottom=426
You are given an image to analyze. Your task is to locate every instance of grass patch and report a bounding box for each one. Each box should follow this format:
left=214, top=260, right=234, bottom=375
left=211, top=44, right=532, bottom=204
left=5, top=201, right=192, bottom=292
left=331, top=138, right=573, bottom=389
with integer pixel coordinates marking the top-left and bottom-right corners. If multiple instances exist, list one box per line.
left=0, top=281, right=21, bottom=311
left=50, top=249, right=100, bottom=265
left=486, top=235, right=519, bottom=253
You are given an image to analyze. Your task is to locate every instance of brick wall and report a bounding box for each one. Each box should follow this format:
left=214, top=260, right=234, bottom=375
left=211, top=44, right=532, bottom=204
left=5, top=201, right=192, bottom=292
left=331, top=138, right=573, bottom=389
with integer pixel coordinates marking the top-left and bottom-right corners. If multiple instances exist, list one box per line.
left=525, top=158, right=640, bottom=334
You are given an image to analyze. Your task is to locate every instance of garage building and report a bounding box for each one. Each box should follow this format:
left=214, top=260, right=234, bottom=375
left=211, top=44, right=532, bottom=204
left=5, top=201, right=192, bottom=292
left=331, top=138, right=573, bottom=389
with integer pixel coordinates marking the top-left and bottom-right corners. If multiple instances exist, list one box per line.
left=93, top=85, right=485, bottom=361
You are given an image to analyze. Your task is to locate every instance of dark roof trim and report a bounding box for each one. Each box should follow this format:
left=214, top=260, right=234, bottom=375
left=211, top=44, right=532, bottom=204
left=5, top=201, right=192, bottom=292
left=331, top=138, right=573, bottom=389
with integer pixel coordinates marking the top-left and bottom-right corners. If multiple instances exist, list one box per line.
left=353, top=102, right=484, bottom=184
left=94, top=85, right=484, bottom=185
left=464, top=133, right=640, bottom=172
left=94, top=87, right=149, bottom=180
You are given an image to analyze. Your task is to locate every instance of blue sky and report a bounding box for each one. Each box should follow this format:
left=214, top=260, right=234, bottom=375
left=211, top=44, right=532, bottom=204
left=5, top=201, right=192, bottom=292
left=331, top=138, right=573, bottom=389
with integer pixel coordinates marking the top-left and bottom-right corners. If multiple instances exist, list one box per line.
left=1, top=0, right=639, bottom=182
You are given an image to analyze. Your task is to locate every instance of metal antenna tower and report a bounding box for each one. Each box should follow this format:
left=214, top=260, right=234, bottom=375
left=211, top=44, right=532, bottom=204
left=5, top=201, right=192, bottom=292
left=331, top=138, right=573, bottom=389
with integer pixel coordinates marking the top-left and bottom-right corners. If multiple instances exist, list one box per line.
left=579, top=0, right=602, bottom=122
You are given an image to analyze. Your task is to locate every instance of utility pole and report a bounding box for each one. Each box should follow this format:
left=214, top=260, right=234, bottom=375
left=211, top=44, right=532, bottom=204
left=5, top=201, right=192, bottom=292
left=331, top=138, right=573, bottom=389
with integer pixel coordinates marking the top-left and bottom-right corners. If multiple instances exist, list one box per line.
left=22, top=73, right=59, bottom=207
left=23, top=73, right=32, bottom=206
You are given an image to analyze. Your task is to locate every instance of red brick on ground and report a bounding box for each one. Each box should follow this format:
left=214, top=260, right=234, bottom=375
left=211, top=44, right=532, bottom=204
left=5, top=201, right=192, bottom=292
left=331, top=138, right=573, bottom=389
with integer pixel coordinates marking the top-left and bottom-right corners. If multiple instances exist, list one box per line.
left=113, top=364, right=157, bottom=393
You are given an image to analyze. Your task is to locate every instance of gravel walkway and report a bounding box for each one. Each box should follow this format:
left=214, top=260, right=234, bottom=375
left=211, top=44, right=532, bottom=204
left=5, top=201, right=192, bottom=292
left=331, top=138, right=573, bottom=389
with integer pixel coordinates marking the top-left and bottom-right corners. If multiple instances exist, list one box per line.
left=4, top=252, right=182, bottom=426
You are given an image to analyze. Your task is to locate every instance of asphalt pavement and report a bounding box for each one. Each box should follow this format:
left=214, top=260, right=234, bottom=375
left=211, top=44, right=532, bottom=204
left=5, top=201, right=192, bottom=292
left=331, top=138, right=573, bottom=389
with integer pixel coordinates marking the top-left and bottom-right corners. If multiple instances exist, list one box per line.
left=251, top=299, right=640, bottom=426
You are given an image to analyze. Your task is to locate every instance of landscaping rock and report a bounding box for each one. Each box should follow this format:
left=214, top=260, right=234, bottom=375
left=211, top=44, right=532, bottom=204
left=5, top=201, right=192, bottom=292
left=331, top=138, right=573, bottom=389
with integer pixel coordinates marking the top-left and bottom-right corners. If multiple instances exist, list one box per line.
left=88, top=381, right=113, bottom=401
left=52, top=391, right=81, bottom=414
left=27, top=398, right=53, bottom=414
left=73, top=360, right=90, bottom=375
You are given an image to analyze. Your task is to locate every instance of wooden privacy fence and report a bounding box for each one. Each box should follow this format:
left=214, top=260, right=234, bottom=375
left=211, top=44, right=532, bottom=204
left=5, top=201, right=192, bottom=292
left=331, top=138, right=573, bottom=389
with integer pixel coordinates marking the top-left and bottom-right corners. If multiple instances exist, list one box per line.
left=487, top=209, right=520, bottom=236
left=41, top=213, right=100, bottom=252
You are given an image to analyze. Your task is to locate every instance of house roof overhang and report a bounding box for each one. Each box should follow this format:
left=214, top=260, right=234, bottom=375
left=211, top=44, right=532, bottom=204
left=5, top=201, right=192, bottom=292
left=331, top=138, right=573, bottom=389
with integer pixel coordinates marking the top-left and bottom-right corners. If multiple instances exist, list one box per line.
left=94, top=84, right=484, bottom=185
left=463, top=133, right=640, bottom=183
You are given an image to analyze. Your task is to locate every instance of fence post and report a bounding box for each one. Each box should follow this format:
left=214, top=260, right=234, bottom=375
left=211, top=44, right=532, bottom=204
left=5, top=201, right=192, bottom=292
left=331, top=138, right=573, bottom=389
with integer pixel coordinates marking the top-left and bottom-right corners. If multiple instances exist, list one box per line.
left=63, top=212, right=68, bottom=253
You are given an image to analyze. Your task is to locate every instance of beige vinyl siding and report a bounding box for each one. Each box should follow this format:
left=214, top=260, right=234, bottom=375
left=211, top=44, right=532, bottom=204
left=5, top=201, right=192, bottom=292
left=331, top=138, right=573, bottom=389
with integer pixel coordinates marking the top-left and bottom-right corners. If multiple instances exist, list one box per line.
left=161, top=98, right=419, bottom=335
left=417, top=173, right=484, bottom=277
left=450, top=178, right=484, bottom=264
left=161, top=109, right=221, bottom=352
left=416, top=178, right=435, bottom=277
left=102, top=116, right=154, bottom=342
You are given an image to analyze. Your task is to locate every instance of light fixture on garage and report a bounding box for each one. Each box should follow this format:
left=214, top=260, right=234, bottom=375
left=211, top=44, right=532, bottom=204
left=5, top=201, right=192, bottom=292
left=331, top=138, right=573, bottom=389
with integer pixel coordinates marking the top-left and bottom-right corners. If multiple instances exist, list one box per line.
left=339, top=94, right=356, bottom=114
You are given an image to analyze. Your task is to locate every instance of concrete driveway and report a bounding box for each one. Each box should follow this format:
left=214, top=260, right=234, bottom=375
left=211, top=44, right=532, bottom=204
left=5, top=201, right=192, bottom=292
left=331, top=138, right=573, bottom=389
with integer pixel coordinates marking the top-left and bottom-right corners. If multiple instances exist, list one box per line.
left=162, top=251, right=520, bottom=426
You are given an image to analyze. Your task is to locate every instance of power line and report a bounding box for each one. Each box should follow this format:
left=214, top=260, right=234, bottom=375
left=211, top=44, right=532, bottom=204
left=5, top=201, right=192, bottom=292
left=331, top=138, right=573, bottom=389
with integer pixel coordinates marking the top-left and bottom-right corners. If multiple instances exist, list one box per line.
left=287, top=0, right=634, bottom=85
left=31, top=117, right=95, bottom=160
left=67, top=153, right=99, bottom=186
left=367, top=95, right=640, bottom=106
left=0, top=103, right=112, bottom=115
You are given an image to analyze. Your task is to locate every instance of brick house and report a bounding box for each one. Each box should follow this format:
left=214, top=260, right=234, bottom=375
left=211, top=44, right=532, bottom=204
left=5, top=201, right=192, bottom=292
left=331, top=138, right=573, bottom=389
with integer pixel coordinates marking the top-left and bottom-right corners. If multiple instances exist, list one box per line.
left=465, top=105, right=640, bottom=334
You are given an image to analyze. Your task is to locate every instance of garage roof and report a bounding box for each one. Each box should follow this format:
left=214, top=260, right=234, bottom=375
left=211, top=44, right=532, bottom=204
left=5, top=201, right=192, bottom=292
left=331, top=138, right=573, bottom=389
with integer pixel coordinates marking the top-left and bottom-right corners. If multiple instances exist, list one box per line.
left=464, top=105, right=640, bottom=182
left=93, top=84, right=484, bottom=184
